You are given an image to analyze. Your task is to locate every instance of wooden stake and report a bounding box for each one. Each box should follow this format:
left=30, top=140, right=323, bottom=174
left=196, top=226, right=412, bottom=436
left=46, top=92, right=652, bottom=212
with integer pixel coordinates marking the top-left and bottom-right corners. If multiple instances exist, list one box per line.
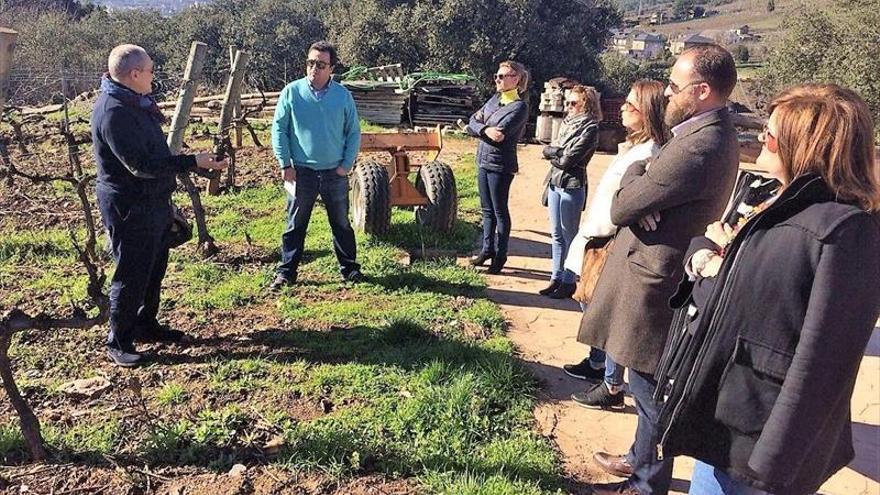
left=230, top=45, right=243, bottom=148
left=0, top=28, right=18, bottom=109
left=209, top=49, right=248, bottom=195
left=167, top=41, right=218, bottom=257
left=167, top=41, right=207, bottom=153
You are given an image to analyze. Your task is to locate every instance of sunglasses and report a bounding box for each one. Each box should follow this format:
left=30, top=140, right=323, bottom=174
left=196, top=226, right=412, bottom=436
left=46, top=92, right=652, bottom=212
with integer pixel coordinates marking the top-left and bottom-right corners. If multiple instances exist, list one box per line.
left=306, top=59, right=331, bottom=70
left=667, top=79, right=704, bottom=95
left=565, top=100, right=580, bottom=106
left=621, top=100, right=640, bottom=113
left=759, top=123, right=776, bottom=144
left=494, top=73, right=518, bottom=80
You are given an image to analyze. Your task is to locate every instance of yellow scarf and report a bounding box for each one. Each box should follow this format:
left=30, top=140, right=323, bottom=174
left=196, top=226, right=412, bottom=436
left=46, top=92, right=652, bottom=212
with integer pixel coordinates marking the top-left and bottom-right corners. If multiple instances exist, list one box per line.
left=499, top=89, right=520, bottom=105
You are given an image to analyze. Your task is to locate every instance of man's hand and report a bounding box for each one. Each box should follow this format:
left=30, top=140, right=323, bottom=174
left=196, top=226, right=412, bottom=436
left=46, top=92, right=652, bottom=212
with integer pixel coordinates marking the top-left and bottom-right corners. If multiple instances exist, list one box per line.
left=705, top=221, right=735, bottom=248
left=282, top=167, right=296, bottom=183
left=335, top=166, right=348, bottom=177
left=637, top=211, right=662, bottom=231
left=194, top=153, right=228, bottom=171
left=484, top=127, right=505, bottom=143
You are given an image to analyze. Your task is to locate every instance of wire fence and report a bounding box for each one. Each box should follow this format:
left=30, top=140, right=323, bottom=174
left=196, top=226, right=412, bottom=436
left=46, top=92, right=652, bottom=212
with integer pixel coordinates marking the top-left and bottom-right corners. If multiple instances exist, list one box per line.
left=3, top=66, right=248, bottom=108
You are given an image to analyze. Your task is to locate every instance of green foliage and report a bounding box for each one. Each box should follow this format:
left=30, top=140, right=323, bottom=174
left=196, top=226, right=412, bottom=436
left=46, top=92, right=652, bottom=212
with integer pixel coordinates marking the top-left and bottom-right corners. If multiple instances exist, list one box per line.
left=756, top=0, right=880, bottom=137
left=598, top=52, right=671, bottom=96
left=155, top=383, right=189, bottom=406
left=0, top=423, right=26, bottom=462
left=2, top=0, right=620, bottom=105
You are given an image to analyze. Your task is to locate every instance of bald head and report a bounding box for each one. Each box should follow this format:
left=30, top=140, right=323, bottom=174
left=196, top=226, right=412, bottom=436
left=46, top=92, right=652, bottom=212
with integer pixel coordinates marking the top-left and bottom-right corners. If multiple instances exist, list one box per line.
left=108, top=44, right=150, bottom=81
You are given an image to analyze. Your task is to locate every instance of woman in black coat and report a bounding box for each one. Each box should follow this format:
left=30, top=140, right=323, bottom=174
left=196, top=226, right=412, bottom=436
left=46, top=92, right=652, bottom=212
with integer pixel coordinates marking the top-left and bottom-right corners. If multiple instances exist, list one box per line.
left=538, top=85, right=600, bottom=299
left=466, top=60, right=530, bottom=274
left=654, top=83, right=880, bottom=495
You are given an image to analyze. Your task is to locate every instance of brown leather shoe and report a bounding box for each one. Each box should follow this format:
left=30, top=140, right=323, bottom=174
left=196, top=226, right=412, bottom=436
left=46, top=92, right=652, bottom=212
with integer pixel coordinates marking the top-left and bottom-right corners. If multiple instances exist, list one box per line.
left=588, top=481, right=639, bottom=495
left=593, top=451, right=634, bottom=478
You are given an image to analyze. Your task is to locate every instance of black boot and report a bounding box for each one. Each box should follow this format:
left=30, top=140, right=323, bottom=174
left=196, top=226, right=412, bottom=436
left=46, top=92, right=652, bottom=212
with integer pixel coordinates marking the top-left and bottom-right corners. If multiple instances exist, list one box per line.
left=486, top=256, right=507, bottom=274
left=469, top=251, right=495, bottom=267
left=549, top=281, right=576, bottom=299
left=539, top=280, right=560, bottom=296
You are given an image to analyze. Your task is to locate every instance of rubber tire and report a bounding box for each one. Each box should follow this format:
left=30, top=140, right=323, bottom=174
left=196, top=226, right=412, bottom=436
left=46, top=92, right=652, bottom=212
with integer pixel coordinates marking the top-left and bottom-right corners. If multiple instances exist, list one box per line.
left=350, top=160, right=391, bottom=234
left=415, top=160, right=457, bottom=232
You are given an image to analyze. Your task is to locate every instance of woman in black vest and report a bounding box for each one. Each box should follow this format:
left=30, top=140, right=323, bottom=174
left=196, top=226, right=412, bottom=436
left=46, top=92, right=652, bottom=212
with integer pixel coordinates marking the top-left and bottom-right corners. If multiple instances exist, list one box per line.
left=466, top=60, right=530, bottom=274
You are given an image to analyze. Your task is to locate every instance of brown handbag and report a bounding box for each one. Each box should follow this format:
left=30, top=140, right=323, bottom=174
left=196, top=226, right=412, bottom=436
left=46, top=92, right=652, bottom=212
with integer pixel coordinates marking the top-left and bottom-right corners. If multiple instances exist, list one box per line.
left=573, top=236, right=614, bottom=304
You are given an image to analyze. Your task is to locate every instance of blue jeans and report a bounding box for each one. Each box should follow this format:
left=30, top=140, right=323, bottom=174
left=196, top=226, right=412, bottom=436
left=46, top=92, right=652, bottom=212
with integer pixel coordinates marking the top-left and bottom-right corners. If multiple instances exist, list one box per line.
left=626, top=368, right=674, bottom=495
left=690, top=460, right=773, bottom=495
left=547, top=184, right=585, bottom=283
left=587, top=347, right=626, bottom=387
left=477, top=167, right=514, bottom=258
left=278, top=167, right=360, bottom=280
left=97, top=189, right=171, bottom=351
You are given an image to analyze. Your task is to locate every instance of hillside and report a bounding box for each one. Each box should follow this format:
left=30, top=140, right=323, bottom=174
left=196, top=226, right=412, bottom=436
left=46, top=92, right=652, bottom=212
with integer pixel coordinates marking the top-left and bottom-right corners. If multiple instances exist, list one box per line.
left=629, top=0, right=833, bottom=43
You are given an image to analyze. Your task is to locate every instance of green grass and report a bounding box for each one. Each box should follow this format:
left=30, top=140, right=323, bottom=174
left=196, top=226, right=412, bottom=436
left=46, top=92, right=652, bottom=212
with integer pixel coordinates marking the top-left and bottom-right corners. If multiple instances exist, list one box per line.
left=155, top=383, right=189, bottom=406
left=0, top=145, right=565, bottom=493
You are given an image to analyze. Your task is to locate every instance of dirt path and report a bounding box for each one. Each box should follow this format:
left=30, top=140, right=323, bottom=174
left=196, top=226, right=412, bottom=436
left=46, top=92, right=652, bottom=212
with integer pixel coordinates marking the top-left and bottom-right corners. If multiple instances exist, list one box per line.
left=479, top=143, right=880, bottom=495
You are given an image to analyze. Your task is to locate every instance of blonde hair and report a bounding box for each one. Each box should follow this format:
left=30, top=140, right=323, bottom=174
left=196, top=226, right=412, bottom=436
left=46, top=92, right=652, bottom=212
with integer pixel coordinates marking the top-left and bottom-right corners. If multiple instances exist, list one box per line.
left=627, top=79, right=669, bottom=146
left=499, top=60, right=529, bottom=95
left=768, top=83, right=879, bottom=212
left=570, top=85, right=603, bottom=122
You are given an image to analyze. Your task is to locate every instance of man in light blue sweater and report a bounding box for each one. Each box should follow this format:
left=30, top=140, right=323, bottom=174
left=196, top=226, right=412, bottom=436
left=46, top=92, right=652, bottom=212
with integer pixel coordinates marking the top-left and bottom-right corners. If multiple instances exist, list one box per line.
left=270, top=40, right=363, bottom=289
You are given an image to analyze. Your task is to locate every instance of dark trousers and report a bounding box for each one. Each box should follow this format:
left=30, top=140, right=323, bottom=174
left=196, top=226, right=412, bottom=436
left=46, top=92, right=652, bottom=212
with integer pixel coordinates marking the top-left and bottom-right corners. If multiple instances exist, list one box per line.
left=477, top=167, right=514, bottom=258
left=277, top=167, right=360, bottom=280
left=627, top=368, right=674, bottom=495
left=97, top=190, right=171, bottom=351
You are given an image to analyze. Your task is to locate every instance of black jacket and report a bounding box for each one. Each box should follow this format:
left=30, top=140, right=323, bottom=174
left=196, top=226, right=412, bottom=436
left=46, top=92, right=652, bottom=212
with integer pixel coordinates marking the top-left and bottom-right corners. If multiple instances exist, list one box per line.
left=541, top=114, right=599, bottom=193
left=466, top=94, right=529, bottom=174
left=655, top=174, right=880, bottom=495
left=91, top=83, right=194, bottom=203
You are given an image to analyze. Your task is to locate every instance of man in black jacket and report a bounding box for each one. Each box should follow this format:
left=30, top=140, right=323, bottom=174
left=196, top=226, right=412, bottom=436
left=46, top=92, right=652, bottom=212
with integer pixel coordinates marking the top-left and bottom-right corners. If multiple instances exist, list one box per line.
left=92, top=44, right=226, bottom=367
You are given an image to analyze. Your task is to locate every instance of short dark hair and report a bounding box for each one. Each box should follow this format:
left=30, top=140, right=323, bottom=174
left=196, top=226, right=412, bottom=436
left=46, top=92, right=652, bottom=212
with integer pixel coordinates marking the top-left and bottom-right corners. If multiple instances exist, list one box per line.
left=309, top=40, right=338, bottom=66
left=682, top=44, right=737, bottom=100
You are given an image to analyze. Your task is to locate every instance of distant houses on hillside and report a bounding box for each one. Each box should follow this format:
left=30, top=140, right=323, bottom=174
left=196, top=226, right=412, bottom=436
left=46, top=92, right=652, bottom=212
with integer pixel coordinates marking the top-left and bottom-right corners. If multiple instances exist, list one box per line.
left=610, top=29, right=666, bottom=59
left=608, top=27, right=755, bottom=60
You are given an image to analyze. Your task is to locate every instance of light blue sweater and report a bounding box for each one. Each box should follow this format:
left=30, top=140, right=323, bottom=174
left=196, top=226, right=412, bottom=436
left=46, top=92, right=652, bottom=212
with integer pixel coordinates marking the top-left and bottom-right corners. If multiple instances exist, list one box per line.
left=271, top=78, right=361, bottom=171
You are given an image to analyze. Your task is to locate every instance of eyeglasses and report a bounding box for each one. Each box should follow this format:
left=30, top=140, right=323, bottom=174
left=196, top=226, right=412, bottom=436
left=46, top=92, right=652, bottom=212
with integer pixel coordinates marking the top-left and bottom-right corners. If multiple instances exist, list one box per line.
left=667, top=79, right=705, bottom=95
left=758, top=123, right=776, bottom=144
left=565, top=100, right=580, bottom=106
left=621, top=100, right=640, bottom=113
left=494, top=73, right=518, bottom=80
left=306, top=59, right=330, bottom=70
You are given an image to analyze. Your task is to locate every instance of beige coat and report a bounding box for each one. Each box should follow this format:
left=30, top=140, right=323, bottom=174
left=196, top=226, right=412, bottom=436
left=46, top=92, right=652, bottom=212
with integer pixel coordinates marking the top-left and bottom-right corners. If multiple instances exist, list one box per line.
left=577, top=108, right=740, bottom=374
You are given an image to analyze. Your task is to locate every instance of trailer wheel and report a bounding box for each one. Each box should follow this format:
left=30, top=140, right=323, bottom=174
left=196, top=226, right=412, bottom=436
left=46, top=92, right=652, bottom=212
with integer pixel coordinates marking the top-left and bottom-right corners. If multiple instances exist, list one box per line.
left=351, top=160, right=391, bottom=234
left=415, top=160, right=457, bottom=232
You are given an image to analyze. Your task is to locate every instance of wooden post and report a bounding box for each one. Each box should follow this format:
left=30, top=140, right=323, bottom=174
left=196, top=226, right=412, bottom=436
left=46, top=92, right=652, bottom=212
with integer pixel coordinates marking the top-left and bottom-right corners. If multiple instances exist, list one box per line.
left=208, top=49, right=248, bottom=195
left=167, top=41, right=207, bottom=153
left=167, top=41, right=218, bottom=257
left=0, top=28, right=18, bottom=109
left=229, top=45, right=243, bottom=148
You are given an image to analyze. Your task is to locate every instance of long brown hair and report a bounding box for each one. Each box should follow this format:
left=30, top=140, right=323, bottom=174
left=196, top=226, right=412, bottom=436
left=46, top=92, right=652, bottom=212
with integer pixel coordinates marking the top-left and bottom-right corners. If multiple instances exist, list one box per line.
left=570, top=85, right=603, bottom=121
left=628, top=79, right=669, bottom=146
left=769, top=83, right=879, bottom=212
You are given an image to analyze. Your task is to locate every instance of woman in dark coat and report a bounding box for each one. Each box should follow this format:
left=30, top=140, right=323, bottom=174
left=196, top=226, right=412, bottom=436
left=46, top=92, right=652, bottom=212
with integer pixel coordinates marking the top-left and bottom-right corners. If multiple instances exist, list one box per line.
left=466, top=60, right=529, bottom=274
left=538, top=85, right=600, bottom=299
left=654, top=83, right=880, bottom=495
